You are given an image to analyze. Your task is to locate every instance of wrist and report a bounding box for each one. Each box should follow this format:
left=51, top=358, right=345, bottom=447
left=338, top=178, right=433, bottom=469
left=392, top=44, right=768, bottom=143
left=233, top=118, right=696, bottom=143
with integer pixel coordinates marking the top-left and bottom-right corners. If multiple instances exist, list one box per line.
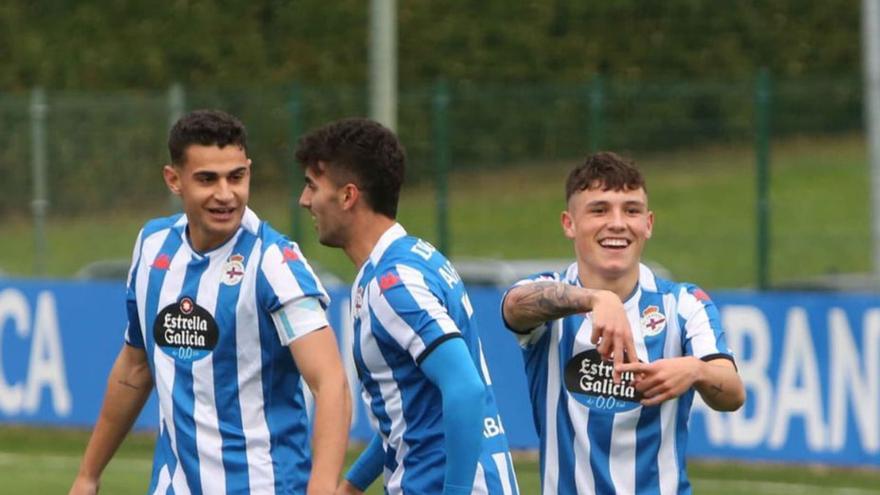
left=691, top=357, right=707, bottom=386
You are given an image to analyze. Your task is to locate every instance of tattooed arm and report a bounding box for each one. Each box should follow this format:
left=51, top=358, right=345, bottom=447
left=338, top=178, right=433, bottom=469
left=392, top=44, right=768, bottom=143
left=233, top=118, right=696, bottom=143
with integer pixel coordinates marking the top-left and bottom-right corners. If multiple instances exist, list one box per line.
left=618, top=357, right=744, bottom=411
left=502, top=281, right=596, bottom=333
left=70, top=345, right=153, bottom=495
left=503, top=281, right=637, bottom=377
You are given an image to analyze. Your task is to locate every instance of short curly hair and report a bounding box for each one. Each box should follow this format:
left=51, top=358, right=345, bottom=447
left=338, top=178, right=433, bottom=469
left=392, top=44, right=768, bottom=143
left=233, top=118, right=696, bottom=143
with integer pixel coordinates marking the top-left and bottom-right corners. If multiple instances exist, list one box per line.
left=295, top=117, right=405, bottom=219
left=565, top=151, right=646, bottom=202
left=168, top=109, right=248, bottom=165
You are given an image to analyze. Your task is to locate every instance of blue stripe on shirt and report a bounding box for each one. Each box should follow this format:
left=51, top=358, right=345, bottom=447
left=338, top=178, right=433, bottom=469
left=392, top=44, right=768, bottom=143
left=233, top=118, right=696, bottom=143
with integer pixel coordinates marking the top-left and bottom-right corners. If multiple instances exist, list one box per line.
left=172, top=255, right=209, bottom=494
left=212, top=233, right=257, bottom=493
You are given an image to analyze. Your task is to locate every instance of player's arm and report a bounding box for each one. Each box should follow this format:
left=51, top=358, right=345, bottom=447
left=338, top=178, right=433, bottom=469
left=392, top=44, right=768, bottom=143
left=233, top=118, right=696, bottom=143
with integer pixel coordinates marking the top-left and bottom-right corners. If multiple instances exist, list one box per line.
left=618, top=286, right=745, bottom=410
left=338, top=433, right=384, bottom=494
left=618, top=356, right=744, bottom=410
left=420, top=337, right=486, bottom=495
left=290, top=326, right=351, bottom=495
left=69, top=344, right=153, bottom=495
left=503, top=281, right=637, bottom=377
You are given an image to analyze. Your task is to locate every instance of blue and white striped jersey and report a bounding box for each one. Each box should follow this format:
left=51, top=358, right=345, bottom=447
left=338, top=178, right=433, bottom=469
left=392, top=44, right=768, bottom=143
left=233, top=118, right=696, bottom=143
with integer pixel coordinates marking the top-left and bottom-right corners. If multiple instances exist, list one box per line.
left=351, top=223, right=519, bottom=495
left=124, top=207, right=330, bottom=495
left=505, top=263, right=734, bottom=495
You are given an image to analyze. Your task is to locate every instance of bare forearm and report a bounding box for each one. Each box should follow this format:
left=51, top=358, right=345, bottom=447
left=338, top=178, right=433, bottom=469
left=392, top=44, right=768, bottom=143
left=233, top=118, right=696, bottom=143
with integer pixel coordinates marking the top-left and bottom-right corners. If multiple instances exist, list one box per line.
left=503, top=282, right=594, bottom=332
left=307, top=374, right=351, bottom=495
left=78, top=352, right=152, bottom=480
left=695, top=360, right=745, bottom=412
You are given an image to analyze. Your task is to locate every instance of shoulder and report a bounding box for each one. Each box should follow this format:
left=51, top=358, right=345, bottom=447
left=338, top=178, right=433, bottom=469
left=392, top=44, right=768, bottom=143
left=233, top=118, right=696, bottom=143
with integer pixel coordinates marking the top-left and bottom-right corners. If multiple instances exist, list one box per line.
left=140, top=213, right=185, bottom=240
left=507, top=262, right=572, bottom=291
left=639, top=264, right=717, bottom=316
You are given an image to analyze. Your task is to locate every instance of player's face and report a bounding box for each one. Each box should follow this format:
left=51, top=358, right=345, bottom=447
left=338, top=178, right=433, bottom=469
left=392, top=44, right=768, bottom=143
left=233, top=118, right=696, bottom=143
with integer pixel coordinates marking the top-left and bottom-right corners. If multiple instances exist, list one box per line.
left=164, top=144, right=251, bottom=252
left=562, top=184, right=653, bottom=281
left=299, top=164, right=348, bottom=248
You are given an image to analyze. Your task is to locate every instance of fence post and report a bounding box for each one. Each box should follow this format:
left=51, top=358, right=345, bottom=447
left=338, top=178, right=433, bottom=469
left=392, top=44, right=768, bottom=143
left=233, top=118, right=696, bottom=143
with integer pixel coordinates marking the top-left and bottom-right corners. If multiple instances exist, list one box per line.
left=30, top=87, right=49, bottom=276
left=755, top=69, right=772, bottom=290
left=589, top=75, right=605, bottom=152
left=167, top=83, right=185, bottom=211
left=432, top=79, right=451, bottom=255
left=288, top=83, right=304, bottom=242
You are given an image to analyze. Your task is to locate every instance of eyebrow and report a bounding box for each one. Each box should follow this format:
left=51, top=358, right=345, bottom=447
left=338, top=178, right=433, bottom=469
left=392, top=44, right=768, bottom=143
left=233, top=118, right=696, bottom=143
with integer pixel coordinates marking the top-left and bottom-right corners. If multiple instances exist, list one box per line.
left=193, top=166, right=248, bottom=178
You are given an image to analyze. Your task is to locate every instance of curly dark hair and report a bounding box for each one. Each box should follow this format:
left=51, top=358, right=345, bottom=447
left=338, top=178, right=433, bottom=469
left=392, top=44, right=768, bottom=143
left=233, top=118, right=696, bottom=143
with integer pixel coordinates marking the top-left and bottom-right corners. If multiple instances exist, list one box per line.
left=565, top=151, right=646, bottom=202
left=295, top=117, right=405, bottom=218
left=168, top=109, right=248, bottom=165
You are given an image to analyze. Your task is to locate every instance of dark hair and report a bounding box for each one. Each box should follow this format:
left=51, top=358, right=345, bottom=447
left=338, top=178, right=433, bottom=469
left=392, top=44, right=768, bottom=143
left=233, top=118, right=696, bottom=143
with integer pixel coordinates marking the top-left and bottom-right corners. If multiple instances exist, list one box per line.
left=295, top=117, right=405, bottom=218
left=168, top=109, right=248, bottom=165
left=565, top=151, right=647, bottom=202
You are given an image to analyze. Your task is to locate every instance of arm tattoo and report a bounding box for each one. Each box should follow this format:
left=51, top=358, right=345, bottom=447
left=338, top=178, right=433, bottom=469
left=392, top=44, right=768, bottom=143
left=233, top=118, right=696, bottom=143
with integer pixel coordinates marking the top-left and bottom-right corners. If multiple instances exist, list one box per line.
left=511, top=281, right=587, bottom=323
left=117, top=379, right=145, bottom=391
left=705, top=383, right=724, bottom=398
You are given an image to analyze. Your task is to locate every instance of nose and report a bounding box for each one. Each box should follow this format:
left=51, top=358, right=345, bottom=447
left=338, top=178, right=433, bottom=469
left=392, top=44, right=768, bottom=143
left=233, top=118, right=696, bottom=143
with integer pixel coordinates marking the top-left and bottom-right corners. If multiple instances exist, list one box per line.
left=607, top=207, right=626, bottom=230
left=298, top=187, right=310, bottom=209
left=215, top=179, right=234, bottom=202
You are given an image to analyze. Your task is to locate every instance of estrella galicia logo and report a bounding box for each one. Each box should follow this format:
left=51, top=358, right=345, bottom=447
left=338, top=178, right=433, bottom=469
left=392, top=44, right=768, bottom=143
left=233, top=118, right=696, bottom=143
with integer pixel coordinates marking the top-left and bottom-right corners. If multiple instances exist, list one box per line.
left=564, top=349, right=642, bottom=412
left=153, top=297, right=219, bottom=361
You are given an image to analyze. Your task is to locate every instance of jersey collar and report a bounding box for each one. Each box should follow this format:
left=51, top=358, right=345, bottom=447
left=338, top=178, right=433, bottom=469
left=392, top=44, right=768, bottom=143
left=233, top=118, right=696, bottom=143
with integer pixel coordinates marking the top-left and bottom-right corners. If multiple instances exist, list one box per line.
left=368, top=222, right=407, bottom=266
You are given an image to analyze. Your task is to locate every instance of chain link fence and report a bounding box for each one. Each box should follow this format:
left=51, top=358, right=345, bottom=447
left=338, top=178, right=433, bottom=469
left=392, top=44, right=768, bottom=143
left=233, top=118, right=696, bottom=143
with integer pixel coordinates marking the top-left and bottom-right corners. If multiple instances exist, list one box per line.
left=0, top=75, right=866, bottom=287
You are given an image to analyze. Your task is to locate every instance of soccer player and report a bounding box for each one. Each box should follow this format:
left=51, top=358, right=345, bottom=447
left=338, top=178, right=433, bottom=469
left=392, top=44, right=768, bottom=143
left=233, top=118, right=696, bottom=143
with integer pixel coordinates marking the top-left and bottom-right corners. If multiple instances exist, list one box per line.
left=501, top=152, right=745, bottom=494
left=295, top=118, right=519, bottom=495
left=69, top=110, right=351, bottom=495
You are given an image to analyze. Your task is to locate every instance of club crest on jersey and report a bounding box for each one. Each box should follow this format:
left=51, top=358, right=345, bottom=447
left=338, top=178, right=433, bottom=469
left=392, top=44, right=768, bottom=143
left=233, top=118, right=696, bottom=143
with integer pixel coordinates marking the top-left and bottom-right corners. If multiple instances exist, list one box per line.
left=354, top=286, right=364, bottom=312
left=221, top=254, right=245, bottom=286
left=641, top=305, right=666, bottom=336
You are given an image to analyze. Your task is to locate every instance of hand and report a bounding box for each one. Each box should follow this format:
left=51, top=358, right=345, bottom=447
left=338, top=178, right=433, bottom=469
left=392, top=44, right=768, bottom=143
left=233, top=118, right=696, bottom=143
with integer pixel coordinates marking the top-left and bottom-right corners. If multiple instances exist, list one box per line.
left=336, top=480, right=364, bottom=495
left=69, top=475, right=100, bottom=495
left=587, top=290, right=637, bottom=382
left=617, top=357, right=702, bottom=407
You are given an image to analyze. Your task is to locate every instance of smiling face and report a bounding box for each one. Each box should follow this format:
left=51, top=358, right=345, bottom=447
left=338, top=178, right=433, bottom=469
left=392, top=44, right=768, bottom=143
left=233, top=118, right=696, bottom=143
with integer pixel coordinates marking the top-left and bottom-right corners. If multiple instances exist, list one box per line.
left=562, top=182, right=654, bottom=285
left=164, top=144, right=251, bottom=252
left=298, top=162, right=351, bottom=248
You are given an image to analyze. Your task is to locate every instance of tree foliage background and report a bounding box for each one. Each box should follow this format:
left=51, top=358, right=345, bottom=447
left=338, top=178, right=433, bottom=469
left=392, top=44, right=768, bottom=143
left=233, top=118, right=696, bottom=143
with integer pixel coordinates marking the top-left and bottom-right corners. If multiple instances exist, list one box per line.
left=0, top=0, right=861, bottom=90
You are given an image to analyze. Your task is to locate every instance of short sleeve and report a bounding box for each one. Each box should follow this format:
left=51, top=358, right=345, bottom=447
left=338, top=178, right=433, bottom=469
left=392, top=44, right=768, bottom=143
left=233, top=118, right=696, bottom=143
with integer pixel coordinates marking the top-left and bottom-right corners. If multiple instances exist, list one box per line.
left=124, top=229, right=145, bottom=348
left=259, top=240, right=332, bottom=345
left=368, top=264, right=462, bottom=365
left=678, top=285, right=735, bottom=363
left=260, top=240, right=330, bottom=310
left=271, top=296, right=330, bottom=346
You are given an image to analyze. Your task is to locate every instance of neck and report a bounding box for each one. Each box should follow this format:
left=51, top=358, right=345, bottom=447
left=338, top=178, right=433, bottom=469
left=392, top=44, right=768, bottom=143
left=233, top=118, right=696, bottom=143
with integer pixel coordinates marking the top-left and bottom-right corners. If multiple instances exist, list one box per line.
left=343, top=211, right=397, bottom=269
left=577, top=261, right=640, bottom=302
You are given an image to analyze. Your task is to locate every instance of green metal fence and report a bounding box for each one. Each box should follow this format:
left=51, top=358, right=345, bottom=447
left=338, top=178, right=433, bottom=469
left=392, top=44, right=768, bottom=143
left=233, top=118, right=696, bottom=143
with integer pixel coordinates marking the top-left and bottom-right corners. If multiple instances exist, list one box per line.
left=0, top=75, right=866, bottom=287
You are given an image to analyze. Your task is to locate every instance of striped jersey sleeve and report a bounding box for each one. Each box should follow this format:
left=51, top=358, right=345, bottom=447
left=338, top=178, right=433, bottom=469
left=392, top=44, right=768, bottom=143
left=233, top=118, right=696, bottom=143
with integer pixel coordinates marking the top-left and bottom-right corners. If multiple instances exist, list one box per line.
left=368, top=262, right=463, bottom=364
left=677, top=284, right=734, bottom=361
left=259, top=238, right=330, bottom=345
left=123, top=228, right=145, bottom=348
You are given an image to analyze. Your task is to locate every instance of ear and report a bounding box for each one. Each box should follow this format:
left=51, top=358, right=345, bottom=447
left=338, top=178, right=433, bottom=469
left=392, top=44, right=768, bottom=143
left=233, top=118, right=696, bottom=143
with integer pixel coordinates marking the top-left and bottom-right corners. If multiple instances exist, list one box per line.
left=163, top=165, right=181, bottom=195
left=340, top=183, right=360, bottom=211
left=645, top=210, right=654, bottom=239
left=561, top=210, right=576, bottom=240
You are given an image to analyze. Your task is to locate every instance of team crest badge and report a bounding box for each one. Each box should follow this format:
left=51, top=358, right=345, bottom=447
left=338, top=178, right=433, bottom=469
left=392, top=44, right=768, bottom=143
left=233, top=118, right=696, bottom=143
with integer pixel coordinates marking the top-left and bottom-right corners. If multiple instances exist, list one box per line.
left=221, top=254, right=245, bottom=286
left=354, top=286, right=364, bottom=313
left=640, top=305, right=666, bottom=337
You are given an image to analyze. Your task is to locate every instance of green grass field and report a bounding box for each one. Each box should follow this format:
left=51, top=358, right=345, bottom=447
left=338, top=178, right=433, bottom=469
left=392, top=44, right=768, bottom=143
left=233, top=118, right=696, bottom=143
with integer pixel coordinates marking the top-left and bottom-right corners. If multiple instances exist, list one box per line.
left=0, top=135, right=870, bottom=289
left=1, top=426, right=878, bottom=494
